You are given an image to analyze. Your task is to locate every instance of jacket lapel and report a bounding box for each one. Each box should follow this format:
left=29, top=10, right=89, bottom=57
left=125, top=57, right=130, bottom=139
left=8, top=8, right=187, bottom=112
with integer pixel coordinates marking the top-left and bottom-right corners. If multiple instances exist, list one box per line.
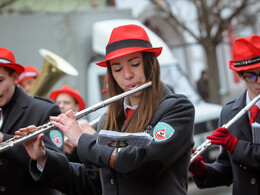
left=2, top=87, right=28, bottom=134
left=231, top=92, right=252, bottom=141
left=3, top=104, right=23, bottom=134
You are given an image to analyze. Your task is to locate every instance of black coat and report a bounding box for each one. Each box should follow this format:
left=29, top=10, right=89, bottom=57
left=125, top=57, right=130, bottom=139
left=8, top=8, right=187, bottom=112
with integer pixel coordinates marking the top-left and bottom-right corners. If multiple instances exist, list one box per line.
left=29, top=86, right=195, bottom=195
left=194, top=91, right=260, bottom=195
left=0, top=87, right=64, bottom=195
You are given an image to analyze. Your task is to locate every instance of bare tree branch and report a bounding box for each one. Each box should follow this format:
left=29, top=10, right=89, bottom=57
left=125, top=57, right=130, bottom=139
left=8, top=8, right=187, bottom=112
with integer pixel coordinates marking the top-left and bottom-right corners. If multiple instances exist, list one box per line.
left=145, top=0, right=260, bottom=103
left=213, top=0, right=250, bottom=45
left=156, top=0, right=201, bottom=42
left=0, top=0, right=16, bottom=9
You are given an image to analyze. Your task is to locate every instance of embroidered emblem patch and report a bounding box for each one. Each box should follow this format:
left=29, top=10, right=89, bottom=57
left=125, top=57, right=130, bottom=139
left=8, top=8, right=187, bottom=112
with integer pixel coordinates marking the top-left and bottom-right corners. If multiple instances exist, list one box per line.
left=49, top=130, right=63, bottom=147
left=153, top=122, right=175, bottom=142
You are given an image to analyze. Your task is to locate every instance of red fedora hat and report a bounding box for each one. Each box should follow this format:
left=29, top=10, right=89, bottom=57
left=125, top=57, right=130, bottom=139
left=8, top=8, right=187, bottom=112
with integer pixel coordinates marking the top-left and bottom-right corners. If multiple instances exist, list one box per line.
left=229, top=34, right=260, bottom=71
left=0, top=47, right=24, bottom=75
left=96, top=24, right=163, bottom=67
left=18, top=66, right=39, bottom=85
left=50, top=85, right=85, bottom=111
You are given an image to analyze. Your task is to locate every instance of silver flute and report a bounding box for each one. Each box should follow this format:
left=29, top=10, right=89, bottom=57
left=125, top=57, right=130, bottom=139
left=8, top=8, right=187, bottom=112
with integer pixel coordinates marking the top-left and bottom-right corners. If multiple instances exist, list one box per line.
left=0, top=81, right=152, bottom=153
left=190, top=93, right=260, bottom=164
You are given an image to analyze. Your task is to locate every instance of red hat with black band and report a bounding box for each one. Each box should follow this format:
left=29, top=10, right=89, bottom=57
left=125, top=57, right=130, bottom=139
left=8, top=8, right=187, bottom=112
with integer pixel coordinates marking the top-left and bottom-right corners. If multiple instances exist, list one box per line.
left=49, top=85, right=85, bottom=111
left=229, top=34, right=260, bottom=71
left=96, top=24, right=163, bottom=67
left=0, top=47, right=24, bottom=75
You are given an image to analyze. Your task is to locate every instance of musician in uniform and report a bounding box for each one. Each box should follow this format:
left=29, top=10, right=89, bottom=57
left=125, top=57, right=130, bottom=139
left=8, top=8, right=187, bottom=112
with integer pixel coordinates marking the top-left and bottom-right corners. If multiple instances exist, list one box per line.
left=18, top=65, right=39, bottom=93
left=18, top=24, right=195, bottom=195
left=49, top=85, right=96, bottom=162
left=0, top=47, right=64, bottom=195
left=189, top=34, right=260, bottom=195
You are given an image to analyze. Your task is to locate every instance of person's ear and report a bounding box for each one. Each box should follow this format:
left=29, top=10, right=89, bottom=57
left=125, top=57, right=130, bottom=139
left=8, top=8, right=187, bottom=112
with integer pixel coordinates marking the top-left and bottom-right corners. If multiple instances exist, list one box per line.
left=237, top=72, right=244, bottom=81
left=75, top=104, right=80, bottom=112
left=238, top=75, right=245, bottom=81
left=12, top=72, right=19, bottom=85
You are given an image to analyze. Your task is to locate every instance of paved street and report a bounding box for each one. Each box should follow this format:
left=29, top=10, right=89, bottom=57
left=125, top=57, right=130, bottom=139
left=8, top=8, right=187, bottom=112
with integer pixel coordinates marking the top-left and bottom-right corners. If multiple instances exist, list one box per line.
left=188, top=181, right=232, bottom=195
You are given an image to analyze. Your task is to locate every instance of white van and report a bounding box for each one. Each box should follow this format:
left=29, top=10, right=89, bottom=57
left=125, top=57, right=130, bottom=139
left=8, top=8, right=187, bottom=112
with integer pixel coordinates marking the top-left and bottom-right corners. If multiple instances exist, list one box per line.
left=86, top=19, right=223, bottom=162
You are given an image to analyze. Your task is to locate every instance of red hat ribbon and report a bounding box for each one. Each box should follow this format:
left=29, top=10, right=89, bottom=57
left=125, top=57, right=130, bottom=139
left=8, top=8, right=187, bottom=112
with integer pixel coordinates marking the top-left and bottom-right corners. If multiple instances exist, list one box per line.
left=106, top=39, right=152, bottom=55
left=233, top=55, right=260, bottom=68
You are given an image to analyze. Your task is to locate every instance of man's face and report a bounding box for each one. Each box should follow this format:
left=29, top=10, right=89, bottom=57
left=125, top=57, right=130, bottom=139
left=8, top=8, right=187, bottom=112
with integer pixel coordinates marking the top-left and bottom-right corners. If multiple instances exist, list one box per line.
left=0, top=67, right=18, bottom=107
left=240, top=67, right=260, bottom=100
left=55, top=93, right=79, bottom=113
left=19, top=77, right=36, bottom=93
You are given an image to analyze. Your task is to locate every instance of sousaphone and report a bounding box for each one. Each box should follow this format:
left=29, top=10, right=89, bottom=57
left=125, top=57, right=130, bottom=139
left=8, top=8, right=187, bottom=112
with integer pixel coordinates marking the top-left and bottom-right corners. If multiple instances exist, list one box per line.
left=29, top=49, right=78, bottom=97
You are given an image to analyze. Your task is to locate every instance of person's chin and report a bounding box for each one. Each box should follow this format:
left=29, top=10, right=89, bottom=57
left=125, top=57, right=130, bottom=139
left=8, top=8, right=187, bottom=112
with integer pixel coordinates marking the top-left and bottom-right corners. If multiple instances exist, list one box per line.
left=132, top=91, right=143, bottom=97
left=254, top=89, right=260, bottom=95
left=0, top=100, right=6, bottom=108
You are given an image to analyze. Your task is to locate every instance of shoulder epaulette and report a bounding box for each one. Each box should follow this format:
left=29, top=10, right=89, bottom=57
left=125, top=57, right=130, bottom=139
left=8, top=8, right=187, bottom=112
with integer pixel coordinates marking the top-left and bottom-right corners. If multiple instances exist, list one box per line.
left=34, top=96, right=56, bottom=104
left=167, top=93, right=187, bottom=99
left=226, top=99, right=235, bottom=106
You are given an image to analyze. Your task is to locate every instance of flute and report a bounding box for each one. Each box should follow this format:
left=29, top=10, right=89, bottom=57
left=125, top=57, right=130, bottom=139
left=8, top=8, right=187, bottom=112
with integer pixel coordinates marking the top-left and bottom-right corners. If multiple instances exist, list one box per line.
left=190, top=93, right=260, bottom=164
left=0, top=81, right=152, bottom=153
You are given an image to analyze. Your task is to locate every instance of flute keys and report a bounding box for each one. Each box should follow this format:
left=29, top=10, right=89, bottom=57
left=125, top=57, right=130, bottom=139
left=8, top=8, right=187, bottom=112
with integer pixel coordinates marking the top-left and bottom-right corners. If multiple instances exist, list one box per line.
left=42, top=124, right=48, bottom=128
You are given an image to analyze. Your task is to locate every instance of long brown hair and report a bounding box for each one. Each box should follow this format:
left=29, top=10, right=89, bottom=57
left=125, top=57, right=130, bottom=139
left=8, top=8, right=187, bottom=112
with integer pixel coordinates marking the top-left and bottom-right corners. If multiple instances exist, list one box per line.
left=103, top=52, right=164, bottom=133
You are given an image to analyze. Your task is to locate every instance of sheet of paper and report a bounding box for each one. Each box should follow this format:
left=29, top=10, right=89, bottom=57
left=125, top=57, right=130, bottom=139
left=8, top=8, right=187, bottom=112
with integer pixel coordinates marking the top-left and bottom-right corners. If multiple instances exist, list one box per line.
left=251, top=122, right=260, bottom=144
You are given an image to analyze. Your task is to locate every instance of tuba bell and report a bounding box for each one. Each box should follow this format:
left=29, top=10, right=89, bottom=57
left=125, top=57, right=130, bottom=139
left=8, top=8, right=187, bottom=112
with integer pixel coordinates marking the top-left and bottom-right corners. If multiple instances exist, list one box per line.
left=28, top=49, right=78, bottom=97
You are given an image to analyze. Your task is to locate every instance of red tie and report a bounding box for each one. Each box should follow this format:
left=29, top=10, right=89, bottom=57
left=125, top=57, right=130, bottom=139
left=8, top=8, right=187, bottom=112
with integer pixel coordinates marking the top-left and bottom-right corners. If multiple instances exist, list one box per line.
left=126, top=108, right=135, bottom=122
left=250, top=105, right=259, bottom=125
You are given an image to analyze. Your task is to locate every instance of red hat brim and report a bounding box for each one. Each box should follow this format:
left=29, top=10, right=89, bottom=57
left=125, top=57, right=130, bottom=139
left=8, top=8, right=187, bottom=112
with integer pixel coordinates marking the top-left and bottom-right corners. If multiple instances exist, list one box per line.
left=50, top=88, right=85, bottom=111
left=229, top=61, right=260, bottom=71
left=0, top=63, right=24, bottom=75
left=96, top=46, right=162, bottom=67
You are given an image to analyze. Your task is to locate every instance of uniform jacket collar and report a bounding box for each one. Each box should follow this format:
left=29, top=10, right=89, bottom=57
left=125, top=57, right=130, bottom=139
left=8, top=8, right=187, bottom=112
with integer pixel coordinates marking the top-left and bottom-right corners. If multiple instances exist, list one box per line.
left=232, top=90, right=247, bottom=111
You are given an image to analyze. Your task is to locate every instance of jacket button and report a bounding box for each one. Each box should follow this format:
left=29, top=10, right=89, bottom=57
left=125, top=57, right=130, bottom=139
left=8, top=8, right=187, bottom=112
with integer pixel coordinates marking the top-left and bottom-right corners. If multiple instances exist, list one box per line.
left=239, top=164, right=247, bottom=170
left=0, top=186, right=5, bottom=192
left=251, top=178, right=256, bottom=184
left=110, top=179, right=115, bottom=185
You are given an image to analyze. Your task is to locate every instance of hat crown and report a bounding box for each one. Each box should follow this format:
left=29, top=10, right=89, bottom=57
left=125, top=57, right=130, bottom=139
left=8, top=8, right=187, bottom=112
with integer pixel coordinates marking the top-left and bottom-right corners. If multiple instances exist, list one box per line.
left=23, top=66, right=38, bottom=74
left=233, top=34, right=260, bottom=61
left=61, top=85, right=81, bottom=96
left=107, top=24, right=151, bottom=46
left=0, top=47, right=16, bottom=63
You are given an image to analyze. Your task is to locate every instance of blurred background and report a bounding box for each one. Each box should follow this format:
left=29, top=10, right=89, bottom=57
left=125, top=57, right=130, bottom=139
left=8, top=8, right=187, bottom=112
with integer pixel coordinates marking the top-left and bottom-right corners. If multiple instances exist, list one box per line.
left=1, top=0, right=260, bottom=194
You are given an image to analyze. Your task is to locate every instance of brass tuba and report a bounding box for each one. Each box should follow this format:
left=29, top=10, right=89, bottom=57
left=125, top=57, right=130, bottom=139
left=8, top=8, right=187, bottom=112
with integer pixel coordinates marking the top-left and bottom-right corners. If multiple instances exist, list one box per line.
left=28, top=49, right=78, bottom=97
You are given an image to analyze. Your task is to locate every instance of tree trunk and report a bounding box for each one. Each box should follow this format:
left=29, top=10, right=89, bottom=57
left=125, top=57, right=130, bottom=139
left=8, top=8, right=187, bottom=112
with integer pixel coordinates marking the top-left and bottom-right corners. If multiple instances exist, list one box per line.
left=203, top=44, right=221, bottom=104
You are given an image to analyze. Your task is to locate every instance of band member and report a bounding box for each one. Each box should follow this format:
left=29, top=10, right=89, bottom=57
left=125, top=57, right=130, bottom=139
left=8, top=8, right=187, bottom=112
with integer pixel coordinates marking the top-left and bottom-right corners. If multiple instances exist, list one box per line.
left=18, top=65, right=39, bottom=93
left=18, top=24, right=195, bottom=195
left=50, top=85, right=85, bottom=113
left=189, top=34, right=260, bottom=195
left=0, top=47, right=64, bottom=195
left=49, top=85, right=96, bottom=162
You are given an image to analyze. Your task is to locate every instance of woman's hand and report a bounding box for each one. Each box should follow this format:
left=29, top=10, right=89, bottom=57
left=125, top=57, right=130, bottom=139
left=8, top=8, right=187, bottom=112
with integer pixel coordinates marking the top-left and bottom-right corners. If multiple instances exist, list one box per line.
left=15, top=125, right=47, bottom=167
left=62, top=119, right=96, bottom=155
left=50, top=110, right=83, bottom=147
left=79, top=121, right=96, bottom=135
